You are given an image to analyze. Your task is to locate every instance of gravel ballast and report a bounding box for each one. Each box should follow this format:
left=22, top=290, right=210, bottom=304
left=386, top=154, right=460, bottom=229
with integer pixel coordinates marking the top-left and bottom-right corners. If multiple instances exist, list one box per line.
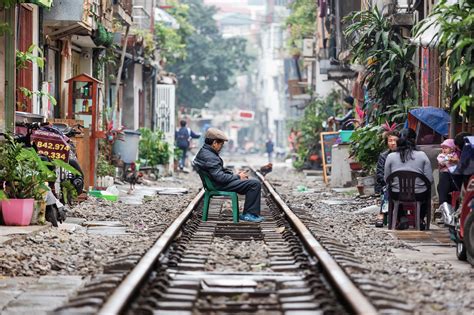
left=265, top=167, right=474, bottom=314
left=0, top=175, right=201, bottom=278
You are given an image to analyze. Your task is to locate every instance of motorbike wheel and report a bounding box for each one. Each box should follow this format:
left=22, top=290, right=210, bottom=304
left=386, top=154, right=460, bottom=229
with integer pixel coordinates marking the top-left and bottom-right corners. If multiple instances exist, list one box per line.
left=68, top=159, right=84, bottom=194
left=464, top=211, right=474, bottom=266
left=45, top=205, right=59, bottom=227
left=456, top=241, right=467, bottom=261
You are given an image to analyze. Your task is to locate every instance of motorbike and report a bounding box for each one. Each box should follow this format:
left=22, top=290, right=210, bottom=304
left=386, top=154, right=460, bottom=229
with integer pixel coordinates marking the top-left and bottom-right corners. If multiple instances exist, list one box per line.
left=14, top=121, right=85, bottom=226
left=441, top=136, right=474, bottom=265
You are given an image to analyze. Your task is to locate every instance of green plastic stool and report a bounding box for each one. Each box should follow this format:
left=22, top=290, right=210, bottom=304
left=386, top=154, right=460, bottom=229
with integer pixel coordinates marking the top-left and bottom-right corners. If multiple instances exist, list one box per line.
left=197, top=171, right=239, bottom=223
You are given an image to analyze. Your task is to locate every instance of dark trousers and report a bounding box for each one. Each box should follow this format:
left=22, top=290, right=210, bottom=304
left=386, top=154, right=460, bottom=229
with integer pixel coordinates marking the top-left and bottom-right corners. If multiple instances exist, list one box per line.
left=179, top=147, right=188, bottom=169
left=217, top=179, right=261, bottom=216
left=437, top=171, right=458, bottom=204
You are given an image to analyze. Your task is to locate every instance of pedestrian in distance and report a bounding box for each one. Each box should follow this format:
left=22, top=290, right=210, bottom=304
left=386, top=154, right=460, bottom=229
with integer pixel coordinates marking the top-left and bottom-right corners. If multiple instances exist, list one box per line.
left=175, top=120, right=200, bottom=171
left=193, top=128, right=264, bottom=223
left=327, top=96, right=355, bottom=130
left=265, top=138, right=274, bottom=163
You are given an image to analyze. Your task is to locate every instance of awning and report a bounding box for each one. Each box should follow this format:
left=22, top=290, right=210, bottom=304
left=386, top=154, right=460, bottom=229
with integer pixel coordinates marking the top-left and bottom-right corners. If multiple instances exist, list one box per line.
left=29, top=0, right=53, bottom=8
left=411, top=0, right=458, bottom=48
left=407, top=107, right=450, bottom=136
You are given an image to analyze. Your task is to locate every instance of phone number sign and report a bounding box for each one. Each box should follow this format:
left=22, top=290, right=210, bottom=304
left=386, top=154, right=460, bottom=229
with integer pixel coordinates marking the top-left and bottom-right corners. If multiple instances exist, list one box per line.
left=31, top=130, right=70, bottom=162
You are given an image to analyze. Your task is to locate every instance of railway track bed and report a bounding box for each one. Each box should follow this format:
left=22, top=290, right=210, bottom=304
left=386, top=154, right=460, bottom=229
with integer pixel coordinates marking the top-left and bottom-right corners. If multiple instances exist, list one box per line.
left=57, top=172, right=379, bottom=314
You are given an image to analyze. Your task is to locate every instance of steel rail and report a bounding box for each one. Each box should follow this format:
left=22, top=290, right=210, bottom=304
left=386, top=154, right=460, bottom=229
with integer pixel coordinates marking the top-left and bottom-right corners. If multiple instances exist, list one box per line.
left=256, top=172, right=378, bottom=315
left=98, top=189, right=204, bottom=315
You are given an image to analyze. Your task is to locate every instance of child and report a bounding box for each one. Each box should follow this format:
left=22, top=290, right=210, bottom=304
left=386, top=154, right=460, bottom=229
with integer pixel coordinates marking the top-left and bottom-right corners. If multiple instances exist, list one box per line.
left=437, top=139, right=459, bottom=204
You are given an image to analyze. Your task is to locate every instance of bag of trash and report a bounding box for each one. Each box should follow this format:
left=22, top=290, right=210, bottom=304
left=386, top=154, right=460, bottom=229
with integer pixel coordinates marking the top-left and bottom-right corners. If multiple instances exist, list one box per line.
left=106, top=185, right=120, bottom=196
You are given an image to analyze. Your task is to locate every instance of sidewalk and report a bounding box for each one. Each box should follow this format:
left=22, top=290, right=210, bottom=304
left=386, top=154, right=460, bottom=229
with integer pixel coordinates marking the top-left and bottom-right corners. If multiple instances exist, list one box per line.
left=0, top=225, right=50, bottom=245
left=0, top=276, right=85, bottom=315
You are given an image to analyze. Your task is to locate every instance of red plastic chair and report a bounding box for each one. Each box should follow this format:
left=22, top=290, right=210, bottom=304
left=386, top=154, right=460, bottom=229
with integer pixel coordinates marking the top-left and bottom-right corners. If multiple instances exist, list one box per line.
left=386, top=171, right=432, bottom=230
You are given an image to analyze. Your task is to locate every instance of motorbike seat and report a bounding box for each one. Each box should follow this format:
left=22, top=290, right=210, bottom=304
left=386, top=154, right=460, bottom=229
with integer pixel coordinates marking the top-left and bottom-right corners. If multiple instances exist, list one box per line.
left=51, top=123, right=75, bottom=136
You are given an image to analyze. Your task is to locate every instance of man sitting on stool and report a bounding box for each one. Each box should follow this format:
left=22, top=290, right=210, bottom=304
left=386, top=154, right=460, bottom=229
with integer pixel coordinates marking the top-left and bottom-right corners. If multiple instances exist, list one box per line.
left=193, top=128, right=264, bottom=223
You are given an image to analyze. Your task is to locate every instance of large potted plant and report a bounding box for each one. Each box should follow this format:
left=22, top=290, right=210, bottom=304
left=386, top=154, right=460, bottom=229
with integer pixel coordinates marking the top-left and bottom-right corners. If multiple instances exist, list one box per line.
left=0, top=135, right=55, bottom=225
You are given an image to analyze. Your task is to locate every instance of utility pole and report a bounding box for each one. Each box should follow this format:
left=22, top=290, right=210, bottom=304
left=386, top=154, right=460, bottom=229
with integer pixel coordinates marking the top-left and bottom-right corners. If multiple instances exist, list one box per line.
left=334, top=0, right=342, bottom=58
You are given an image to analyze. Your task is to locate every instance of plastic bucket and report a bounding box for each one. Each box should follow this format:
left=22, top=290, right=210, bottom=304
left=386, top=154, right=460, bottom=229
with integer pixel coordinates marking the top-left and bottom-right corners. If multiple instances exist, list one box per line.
left=113, top=129, right=141, bottom=163
left=1, top=199, right=34, bottom=226
left=339, top=130, right=354, bottom=143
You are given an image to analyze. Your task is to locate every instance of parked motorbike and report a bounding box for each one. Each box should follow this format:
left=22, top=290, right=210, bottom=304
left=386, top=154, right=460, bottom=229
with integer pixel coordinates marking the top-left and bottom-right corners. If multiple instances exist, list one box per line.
left=442, top=136, right=474, bottom=265
left=14, top=121, right=85, bottom=226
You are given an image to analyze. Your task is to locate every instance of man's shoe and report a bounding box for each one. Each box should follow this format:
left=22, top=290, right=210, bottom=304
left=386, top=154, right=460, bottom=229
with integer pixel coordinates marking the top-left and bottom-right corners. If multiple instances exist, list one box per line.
left=239, top=213, right=264, bottom=223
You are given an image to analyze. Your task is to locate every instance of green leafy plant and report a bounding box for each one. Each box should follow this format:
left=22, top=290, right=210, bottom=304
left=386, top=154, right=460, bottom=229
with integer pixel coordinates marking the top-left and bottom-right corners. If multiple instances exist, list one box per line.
left=348, top=124, right=385, bottom=174
left=0, top=134, right=56, bottom=200
left=290, top=96, right=332, bottom=170
left=344, top=7, right=417, bottom=121
left=16, top=44, right=44, bottom=69
left=155, top=0, right=193, bottom=64
left=173, top=146, right=183, bottom=162
left=96, top=153, right=115, bottom=177
left=139, top=128, right=170, bottom=166
left=131, top=29, right=157, bottom=61
left=16, top=45, right=57, bottom=109
left=414, top=0, right=473, bottom=112
left=285, top=0, right=317, bottom=55
left=60, top=180, right=78, bottom=206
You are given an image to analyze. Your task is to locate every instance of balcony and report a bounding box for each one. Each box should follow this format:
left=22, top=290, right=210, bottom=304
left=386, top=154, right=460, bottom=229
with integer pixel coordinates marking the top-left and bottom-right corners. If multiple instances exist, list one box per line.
left=44, top=0, right=102, bottom=39
left=133, top=0, right=154, bottom=30
left=113, top=0, right=133, bottom=26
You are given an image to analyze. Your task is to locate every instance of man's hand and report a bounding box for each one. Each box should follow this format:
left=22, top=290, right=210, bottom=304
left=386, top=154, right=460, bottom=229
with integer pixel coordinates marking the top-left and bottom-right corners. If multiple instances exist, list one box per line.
left=238, top=171, right=249, bottom=180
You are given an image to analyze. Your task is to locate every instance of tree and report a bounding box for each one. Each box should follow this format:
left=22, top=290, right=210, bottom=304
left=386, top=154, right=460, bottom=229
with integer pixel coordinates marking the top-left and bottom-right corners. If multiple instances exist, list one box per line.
left=344, top=7, right=417, bottom=123
left=285, top=0, right=317, bottom=56
left=168, top=0, right=253, bottom=108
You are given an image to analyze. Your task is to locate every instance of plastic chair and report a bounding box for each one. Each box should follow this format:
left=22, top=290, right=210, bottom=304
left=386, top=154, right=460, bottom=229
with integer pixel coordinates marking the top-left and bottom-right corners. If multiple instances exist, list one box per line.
left=386, top=171, right=431, bottom=230
left=197, top=170, right=239, bottom=223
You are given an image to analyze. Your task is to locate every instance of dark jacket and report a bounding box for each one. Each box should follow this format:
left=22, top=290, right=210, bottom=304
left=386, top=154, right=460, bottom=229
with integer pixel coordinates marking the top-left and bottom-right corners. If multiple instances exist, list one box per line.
left=335, top=110, right=354, bottom=130
left=175, top=127, right=200, bottom=149
left=375, top=150, right=390, bottom=194
left=193, top=143, right=239, bottom=185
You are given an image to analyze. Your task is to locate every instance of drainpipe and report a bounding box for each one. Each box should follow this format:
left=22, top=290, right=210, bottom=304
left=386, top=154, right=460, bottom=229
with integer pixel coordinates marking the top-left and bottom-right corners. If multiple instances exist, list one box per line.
left=113, top=25, right=130, bottom=129
left=4, top=7, right=16, bottom=132
left=151, top=66, right=157, bottom=131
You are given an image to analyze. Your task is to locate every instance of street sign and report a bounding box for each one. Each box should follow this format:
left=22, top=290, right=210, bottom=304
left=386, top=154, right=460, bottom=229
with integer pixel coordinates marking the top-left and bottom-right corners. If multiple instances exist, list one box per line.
left=238, top=110, right=254, bottom=120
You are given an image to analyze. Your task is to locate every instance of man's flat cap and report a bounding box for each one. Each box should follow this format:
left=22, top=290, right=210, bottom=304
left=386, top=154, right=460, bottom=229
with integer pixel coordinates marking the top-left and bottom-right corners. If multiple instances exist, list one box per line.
left=205, top=128, right=228, bottom=141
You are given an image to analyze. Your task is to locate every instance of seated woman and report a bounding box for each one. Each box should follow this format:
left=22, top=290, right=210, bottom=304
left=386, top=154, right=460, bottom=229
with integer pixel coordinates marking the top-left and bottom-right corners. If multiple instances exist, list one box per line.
left=384, top=128, right=433, bottom=229
left=374, top=130, right=399, bottom=227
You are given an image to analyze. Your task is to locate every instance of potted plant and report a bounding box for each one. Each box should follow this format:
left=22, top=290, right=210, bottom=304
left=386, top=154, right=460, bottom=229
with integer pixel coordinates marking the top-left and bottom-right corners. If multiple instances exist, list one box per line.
left=0, top=135, right=56, bottom=226
left=139, top=128, right=171, bottom=176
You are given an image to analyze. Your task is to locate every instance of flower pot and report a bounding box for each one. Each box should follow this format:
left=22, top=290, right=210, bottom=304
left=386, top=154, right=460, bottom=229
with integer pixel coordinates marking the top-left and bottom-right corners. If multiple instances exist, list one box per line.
left=357, top=185, right=364, bottom=195
left=349, top=162, right=362, bottom=171
left=1, top=199, right=34, bottom=226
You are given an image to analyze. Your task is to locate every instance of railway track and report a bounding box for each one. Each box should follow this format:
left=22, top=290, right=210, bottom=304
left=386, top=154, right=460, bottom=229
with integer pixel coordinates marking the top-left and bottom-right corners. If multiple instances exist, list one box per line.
left=81, top=171, right=377, bottom=315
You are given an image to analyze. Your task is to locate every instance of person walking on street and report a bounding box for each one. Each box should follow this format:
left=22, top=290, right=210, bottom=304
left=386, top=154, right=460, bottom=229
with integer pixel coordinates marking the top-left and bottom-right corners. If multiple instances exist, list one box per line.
left=265, top=138, right=274, bottom=163
left=193, top=128, right=264, bottom=223
left=175, top=120, right=200, bottom=171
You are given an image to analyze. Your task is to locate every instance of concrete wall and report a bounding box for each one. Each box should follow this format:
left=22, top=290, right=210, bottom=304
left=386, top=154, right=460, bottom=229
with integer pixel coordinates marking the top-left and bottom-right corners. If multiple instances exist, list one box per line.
left=122, top=62, right=143, bottom=130
left=122, top=62, right=135, bottom=129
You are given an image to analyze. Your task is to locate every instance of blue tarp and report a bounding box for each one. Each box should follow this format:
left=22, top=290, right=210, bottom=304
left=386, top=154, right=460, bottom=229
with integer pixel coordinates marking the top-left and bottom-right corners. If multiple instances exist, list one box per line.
left=408, top=107, right=451, bottom=136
